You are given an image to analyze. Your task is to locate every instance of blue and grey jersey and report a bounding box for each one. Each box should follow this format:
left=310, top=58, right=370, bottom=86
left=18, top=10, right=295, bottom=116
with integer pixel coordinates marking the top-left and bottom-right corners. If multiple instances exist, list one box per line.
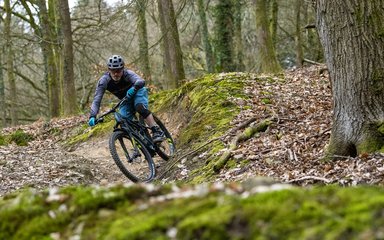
left=90, top=69, right=145, bottom=118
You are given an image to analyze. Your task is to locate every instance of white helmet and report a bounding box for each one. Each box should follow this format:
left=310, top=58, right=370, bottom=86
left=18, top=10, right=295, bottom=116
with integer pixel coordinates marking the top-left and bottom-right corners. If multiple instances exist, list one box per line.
left=107, top=55, right=124, bottom=69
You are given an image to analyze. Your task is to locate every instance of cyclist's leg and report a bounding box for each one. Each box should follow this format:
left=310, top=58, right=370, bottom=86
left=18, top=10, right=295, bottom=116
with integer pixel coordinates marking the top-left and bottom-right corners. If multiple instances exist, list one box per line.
left=119, top=100, right=135, bottom=120
left=134, top=88, right=165, bottom=142
left=134, top=87, right=151, bottom=123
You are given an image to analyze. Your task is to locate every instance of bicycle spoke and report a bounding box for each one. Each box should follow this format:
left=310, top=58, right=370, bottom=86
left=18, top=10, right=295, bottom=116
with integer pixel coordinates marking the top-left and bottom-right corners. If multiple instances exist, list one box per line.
left=109, top=131, right=155, bottom=182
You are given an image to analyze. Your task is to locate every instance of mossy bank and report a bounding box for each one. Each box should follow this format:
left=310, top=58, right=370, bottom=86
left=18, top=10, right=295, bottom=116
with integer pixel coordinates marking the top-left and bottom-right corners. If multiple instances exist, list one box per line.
left=150, top=72, right=268, bottom=183
left=1, top=182, right=384, bottom=239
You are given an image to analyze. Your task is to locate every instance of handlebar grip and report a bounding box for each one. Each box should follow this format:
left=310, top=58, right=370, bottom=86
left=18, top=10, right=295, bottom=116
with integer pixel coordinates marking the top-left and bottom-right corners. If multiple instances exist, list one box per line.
left=96, top=117, right=104, bottom=124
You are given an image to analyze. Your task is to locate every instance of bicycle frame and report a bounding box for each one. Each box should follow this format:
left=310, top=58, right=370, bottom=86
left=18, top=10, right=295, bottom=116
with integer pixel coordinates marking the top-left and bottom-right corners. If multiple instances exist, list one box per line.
left=114, top=113, right=157, bottom=156
left=97, top=96, right=174, bottom=160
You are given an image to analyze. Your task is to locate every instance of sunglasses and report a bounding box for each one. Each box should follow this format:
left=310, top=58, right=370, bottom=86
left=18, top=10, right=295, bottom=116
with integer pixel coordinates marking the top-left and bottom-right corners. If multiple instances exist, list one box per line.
left=109, top=68, right=124, bottom=74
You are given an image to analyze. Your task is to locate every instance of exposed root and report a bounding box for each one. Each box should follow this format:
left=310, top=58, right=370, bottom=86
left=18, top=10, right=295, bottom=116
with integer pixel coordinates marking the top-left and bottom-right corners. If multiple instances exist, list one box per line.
left=213, top=118, right=274, bottom=173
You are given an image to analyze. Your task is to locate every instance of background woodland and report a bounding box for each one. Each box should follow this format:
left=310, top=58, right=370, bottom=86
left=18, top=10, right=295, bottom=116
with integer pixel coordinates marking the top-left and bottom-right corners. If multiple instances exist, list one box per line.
left=0, top=0, right=322, bottom=127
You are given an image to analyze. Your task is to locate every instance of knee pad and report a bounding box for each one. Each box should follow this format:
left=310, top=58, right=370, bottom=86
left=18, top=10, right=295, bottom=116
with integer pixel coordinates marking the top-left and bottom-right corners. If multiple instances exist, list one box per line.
left=135, top=103, right=151, bottom=118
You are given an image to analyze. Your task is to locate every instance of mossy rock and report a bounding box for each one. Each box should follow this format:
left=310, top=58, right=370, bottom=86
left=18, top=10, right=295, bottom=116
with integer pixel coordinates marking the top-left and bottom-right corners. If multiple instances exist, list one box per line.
left=2, top=184, right=384, bottom=239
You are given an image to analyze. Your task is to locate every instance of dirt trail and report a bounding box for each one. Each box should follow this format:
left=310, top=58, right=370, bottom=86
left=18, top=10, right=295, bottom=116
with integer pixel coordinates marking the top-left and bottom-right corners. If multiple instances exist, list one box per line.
left=0, top=118, right=135, bottom=196
left=71, top=136, right=131, bottom=185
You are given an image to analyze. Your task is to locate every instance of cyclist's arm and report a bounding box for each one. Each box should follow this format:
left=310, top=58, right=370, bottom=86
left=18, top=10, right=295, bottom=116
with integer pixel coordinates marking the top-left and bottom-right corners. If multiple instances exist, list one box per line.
left=126, top=70, right=145, bottom=89
left=90, top=75, right=108, bottom=118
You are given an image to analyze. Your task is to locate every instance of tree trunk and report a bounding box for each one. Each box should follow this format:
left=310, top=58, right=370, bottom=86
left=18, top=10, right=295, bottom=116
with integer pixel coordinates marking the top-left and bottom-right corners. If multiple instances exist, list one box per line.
left=36, top=0, right=61, bottom=118
left=233, top=0, right=245, bottom=72
left=214, top=0, right=235, bottom=72
left=158, top=0, right=185, bottom=89
left=295, top=0, right=303, bottom=67
left=270, top=0, right=278, bottom=45
left=0, top=48, right=5, bottom=127
left=316, top=0, right=384, bottom=157
left=4, top=0, right=18, bottom=126
left=303, top=1, right=323, bottom=63
left=136, top=0, right=152, bottom=82
left=58, top=0, right=77, bottom=115
left=254, top=0, right=281, bottom=74
left=197, top=0, right=215, bottom=73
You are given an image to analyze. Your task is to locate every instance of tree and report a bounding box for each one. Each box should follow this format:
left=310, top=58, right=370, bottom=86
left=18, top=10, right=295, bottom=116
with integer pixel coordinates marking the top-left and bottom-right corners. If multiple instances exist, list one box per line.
left=294, top=0, right=303, bottom=67
left=269, top=0, right=278, bottom=45
left=4, top=0, right=18, bottom=126
left=0, top=48, right=5, bottom=127
left=254, top=0, right=281, bottom=73
left=233, top=0, right=245, bottom=71
left=316, top=0, right=384, bottom=157
left=35, top=0, right=61, bottom=118
left=197, top=0, right=215, bottom=73
left=58, top=0, right=77, bottom=115
left=136, top=0, right=152, bottom=82
left=157, top=0, right=185, bottom=89
left=214, top=0, right=235, bottom=72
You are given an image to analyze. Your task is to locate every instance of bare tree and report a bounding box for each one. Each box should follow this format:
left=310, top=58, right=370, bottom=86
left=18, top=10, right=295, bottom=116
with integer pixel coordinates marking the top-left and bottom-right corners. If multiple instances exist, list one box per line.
left=4, top=0, right=18, bottom=125
left=35, top=0, right=61, bottom=118
left=136, top=0, right=152, bottom=82
left=0, top=47, right=5, bottom=127
left=233, top=0, right=245, bottom=71
left=294, top=0, right=303, bottom=67
left=254, top=0, right=281, bottom=73
left=316, top=0, right=384, bottom=157
left=197, top=0, right=215, bottom=73
left=214, top=0, right=235, bottom=72
left=269, top=0, right=278, bottom=45
left=158, top=0, right=185, bottom=89
left=58, top=0, right=77, bottom=115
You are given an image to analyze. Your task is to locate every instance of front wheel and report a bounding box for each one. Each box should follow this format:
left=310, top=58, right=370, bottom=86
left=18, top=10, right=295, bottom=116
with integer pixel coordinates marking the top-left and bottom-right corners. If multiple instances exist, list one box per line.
left=109, top=130, right=155, bottom=182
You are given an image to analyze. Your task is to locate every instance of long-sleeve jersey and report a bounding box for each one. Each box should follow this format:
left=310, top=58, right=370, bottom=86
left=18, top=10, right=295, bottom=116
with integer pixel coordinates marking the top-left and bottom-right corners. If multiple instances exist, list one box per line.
left=89, top=69, right=145, bottom=118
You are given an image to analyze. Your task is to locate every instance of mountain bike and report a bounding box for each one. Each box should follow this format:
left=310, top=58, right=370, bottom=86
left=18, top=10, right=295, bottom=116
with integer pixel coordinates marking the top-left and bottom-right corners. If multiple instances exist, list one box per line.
left=95, top=97, right=176, bottom=182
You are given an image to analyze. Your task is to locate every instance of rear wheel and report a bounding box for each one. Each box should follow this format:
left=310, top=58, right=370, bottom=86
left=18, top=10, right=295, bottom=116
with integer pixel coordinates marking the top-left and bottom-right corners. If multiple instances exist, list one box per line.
left=109, top=130, right=155, bottom=182
left=152, top=115, right=176, bottom=160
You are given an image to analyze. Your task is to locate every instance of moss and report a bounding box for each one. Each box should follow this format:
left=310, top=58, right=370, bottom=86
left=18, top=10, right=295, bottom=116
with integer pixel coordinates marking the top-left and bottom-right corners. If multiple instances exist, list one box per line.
left=0, top=189, right=47, bottom=239
left=176, top=198, right=236, bottom=239
left=0, top=134, right=6, bottom=145
left=378, top=122, right=384, bottom=135
left=9, top=129, right=34, bottom=146
left=371, top=69, right=384, bottom=94
left=0, top=130, right=34, bottom=146
left=151, top=73, right=251, bottom=147
left=357, top=123, right=384, bottom=154
left=65, top=120, right=114, bottom=146
left=2, top=185, right=384, bottom=239
left=261, top=98, right=272, bottom=104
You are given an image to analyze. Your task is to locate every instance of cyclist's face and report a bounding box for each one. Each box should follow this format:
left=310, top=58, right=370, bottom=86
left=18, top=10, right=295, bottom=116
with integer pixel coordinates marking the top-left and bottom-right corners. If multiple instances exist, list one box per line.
left=109, top=68, right=123, bottom=81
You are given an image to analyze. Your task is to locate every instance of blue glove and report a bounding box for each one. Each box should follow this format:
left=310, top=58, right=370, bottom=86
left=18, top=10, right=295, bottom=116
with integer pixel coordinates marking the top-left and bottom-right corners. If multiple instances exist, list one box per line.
left=88, top=117, right=96, bottom=127
left=126, top=87, right=137, bottom=100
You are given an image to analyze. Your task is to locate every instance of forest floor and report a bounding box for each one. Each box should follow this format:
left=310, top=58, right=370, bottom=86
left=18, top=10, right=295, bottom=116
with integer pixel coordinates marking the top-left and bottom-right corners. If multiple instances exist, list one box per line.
left=1, top=65, right=384, bottom=196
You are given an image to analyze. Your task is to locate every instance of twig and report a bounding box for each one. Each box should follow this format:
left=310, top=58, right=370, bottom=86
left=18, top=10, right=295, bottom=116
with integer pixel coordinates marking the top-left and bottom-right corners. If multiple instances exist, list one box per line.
left=303, top=58, right=322, bottom=65
left=155, top=137, right=222, bottom=180
left=287, top=176, right=332, bottom=184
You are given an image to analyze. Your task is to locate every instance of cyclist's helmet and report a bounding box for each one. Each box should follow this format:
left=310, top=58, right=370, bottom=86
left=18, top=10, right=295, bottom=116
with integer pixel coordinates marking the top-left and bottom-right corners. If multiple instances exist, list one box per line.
left=107, top=55, right=124, bottom=69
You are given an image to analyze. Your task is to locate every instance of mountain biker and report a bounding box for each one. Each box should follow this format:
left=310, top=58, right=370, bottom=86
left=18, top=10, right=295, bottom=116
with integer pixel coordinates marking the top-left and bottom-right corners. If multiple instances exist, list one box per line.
left=88, top=55, right=165, bottom=143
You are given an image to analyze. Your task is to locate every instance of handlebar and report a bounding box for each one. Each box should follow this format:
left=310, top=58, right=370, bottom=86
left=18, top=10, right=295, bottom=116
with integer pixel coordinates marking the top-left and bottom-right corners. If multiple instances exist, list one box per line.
left=95, top=97, right=128, bottom=124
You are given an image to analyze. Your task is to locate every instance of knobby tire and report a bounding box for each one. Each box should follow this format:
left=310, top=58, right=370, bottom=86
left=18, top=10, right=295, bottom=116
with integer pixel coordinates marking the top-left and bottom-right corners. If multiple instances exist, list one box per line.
left=153, top=115, right=176, bottom=160
left=109, top=130, right=155, bottom=182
